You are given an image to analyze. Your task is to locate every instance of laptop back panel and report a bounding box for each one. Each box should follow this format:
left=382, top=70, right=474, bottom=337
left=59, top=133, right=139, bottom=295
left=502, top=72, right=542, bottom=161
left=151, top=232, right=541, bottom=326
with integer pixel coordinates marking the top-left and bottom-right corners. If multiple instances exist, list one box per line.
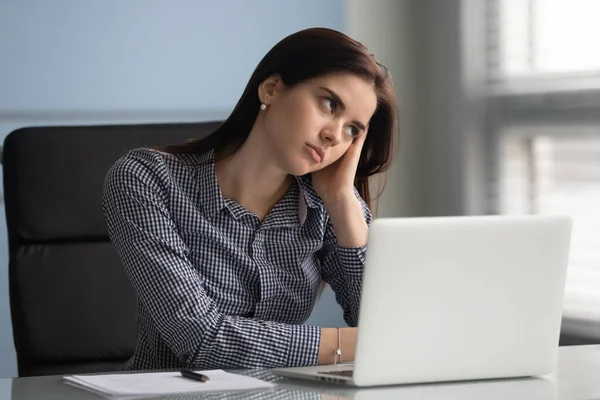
left=352, top=216, right=571, bottom=387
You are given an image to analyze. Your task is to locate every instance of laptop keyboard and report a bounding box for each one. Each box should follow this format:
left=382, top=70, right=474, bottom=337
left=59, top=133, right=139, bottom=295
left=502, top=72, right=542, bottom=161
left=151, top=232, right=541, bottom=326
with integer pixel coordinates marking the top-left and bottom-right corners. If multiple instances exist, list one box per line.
left=317, top=370, right=354, bottom=377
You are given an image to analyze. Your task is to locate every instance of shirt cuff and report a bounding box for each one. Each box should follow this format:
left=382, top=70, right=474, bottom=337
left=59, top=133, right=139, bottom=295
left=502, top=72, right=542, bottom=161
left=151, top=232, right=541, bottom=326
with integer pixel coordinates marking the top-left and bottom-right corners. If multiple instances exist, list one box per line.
left=287, top=324, right=321, bottom=367
left=335, top=245, right=367, bottom=276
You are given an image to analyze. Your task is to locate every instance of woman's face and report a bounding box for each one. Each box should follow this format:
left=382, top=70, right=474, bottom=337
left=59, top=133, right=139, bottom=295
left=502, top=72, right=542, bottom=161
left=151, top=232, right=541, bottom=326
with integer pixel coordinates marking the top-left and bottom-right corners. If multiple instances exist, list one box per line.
left=258, top=72, right=378, bottom=176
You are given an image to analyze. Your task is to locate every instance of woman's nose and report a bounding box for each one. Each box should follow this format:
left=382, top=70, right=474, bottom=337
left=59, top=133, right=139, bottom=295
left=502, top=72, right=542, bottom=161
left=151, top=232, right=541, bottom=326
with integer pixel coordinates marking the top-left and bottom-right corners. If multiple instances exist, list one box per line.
left=319, top=121, right=344, bottom=146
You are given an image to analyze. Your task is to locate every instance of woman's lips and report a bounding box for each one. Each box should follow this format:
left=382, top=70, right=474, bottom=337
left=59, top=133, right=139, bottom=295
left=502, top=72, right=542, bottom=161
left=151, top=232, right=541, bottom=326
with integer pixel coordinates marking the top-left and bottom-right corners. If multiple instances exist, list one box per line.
left=306, top=144, right=324, bottom=163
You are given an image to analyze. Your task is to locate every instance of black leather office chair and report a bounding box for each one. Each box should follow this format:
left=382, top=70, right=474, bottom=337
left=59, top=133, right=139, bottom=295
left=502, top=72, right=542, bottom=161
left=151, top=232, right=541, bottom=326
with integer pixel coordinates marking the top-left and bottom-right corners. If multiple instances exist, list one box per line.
left=2, top=121, right=221, bottom=377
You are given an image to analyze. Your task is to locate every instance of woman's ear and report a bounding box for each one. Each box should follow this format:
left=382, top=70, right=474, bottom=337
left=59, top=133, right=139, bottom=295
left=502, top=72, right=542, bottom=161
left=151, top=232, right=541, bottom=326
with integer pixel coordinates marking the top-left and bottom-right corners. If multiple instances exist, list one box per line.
left=258, top=74, right=283, bottom=105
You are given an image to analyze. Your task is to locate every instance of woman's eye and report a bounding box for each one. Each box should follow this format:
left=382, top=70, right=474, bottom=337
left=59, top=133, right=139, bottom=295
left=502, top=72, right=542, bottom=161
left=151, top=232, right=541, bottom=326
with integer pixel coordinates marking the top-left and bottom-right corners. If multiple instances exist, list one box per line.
left=345, top=126, right=360, bottom=138
left=323, top=97, right=337, bottom=113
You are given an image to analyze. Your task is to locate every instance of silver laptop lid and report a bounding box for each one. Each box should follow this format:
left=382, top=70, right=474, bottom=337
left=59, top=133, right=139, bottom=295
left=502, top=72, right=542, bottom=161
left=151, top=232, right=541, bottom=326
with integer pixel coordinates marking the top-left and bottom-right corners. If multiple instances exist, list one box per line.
left=353, top=215, right=572, bottom=387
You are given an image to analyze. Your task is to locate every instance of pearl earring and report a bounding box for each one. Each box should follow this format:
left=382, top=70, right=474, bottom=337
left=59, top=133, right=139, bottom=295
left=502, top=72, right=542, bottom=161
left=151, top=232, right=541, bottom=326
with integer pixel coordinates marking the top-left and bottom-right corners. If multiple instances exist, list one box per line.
left=260, top=103, right=267, bottom=110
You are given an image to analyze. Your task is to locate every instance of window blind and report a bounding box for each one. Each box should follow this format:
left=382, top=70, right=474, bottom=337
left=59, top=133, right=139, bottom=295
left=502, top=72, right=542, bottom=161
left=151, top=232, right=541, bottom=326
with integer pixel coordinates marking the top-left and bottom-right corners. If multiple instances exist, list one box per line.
left=489, top=0, right=600, bottom=80
left=486, top=0, right=600, bottom=322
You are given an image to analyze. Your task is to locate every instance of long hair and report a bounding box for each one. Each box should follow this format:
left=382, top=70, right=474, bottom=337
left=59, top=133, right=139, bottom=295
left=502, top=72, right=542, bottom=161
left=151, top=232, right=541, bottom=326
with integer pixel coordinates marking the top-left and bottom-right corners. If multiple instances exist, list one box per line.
left=161, top=27, right=397, bottom=210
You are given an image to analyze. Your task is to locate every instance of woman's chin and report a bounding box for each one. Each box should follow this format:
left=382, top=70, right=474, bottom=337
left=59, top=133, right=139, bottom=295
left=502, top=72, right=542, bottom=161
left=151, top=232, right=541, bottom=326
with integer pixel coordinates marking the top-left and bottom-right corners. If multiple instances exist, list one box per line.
left=288, top=166, right=314, bottom=176
left=287, top=167, right=313, bottom=177
left=283, top=157, right=315, bottom=176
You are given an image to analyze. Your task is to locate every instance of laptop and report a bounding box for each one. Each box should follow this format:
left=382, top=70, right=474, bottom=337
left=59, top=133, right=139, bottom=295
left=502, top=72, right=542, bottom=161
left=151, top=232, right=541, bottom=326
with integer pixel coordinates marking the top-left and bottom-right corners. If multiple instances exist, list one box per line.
left=273, top=215, right=572, bottom=387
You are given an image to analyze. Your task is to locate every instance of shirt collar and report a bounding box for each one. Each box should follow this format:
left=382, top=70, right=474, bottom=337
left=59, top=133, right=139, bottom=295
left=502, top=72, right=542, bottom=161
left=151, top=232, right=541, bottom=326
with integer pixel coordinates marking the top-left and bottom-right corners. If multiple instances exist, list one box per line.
left=294, top=175, right=322, bottom=225
left=195, top=151, right=323, bottom=224
left=195, top=150, right=226, bottom=219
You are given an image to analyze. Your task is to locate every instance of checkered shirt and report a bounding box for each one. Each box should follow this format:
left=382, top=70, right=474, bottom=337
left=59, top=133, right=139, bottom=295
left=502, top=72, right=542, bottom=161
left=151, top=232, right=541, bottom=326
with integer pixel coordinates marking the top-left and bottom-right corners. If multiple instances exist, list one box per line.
left=102, top=147, right=371, bottom=371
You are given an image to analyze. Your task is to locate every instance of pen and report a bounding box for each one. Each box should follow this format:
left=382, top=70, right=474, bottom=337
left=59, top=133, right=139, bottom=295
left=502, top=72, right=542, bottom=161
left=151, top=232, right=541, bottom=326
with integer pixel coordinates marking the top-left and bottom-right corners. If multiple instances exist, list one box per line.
left=180, top=369, right=210, bottom=383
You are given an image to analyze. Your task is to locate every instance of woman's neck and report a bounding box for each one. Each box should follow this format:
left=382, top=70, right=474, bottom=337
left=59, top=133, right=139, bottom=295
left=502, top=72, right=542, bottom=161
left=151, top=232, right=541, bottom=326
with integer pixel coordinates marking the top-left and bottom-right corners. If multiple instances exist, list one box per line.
left=214, top=130, right=292, bottom=220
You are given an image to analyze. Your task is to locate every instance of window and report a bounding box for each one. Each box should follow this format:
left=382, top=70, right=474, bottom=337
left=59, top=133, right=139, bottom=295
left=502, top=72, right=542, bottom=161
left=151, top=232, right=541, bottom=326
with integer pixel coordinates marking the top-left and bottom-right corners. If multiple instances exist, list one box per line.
left=492, top=0, right=600, bottom=79
left=488, top=0, right=600, bottom=322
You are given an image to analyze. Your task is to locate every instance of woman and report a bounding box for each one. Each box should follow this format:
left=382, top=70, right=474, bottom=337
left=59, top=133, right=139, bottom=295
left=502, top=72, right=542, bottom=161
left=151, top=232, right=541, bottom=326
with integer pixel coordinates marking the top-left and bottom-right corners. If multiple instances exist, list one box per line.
left=102, top=27, right=397, bottom=371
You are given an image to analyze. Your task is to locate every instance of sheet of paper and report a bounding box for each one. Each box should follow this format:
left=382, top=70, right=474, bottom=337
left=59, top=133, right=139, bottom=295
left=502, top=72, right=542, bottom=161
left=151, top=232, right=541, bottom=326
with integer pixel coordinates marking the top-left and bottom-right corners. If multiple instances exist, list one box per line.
left=63, top=369, right=275, bottom=399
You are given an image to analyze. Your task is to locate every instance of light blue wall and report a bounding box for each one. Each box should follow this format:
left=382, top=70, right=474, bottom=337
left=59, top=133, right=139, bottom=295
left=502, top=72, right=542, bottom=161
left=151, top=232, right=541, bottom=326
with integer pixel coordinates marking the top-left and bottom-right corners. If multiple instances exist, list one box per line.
left=0, top=0, right=345, bottom=378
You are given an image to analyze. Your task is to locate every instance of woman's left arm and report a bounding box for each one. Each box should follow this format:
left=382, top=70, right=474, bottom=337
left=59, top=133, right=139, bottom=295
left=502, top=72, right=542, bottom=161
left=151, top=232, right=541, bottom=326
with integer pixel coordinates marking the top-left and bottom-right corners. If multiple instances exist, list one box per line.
left=312, top=133, right=372, bottom=327
left=323, top=192, right=370, bottom=248
left=318, top=192, right=372, bottom=327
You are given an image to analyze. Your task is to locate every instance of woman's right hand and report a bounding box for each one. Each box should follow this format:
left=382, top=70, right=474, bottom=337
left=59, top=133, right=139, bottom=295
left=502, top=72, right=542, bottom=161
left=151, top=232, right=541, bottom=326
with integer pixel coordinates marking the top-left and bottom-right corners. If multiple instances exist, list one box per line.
left=318, top=327, right=358, bottom=364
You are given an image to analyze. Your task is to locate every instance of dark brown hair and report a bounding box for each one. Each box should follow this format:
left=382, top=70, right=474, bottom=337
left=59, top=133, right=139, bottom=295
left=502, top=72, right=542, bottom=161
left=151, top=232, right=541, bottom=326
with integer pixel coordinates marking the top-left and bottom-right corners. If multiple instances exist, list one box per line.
left=161, top=27, right=397, bottom=210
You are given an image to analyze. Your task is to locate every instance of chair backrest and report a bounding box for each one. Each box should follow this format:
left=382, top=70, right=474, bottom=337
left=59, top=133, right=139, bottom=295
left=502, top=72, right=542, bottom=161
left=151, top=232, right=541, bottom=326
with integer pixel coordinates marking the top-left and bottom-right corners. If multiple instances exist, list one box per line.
left=2, top=121, right=221, bottom=376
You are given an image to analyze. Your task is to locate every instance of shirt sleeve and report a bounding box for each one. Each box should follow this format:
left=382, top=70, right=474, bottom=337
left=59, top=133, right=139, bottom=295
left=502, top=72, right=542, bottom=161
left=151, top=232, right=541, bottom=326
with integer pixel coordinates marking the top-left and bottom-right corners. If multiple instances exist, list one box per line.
left=102, top=150, right=320, bottom=369
left=318, top=189, right=372, bottom=327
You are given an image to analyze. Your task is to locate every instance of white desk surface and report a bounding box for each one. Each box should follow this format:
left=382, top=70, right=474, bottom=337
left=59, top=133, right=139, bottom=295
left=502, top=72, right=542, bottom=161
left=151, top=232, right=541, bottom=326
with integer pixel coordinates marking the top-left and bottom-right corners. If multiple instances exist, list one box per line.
left=3, top=345, right=599, bottom=400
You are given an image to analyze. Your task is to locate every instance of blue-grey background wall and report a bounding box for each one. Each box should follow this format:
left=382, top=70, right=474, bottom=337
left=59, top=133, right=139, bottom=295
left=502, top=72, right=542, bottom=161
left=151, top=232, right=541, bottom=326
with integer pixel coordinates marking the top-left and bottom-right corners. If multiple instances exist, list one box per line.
left=0, top=0, right=346, bottom=378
